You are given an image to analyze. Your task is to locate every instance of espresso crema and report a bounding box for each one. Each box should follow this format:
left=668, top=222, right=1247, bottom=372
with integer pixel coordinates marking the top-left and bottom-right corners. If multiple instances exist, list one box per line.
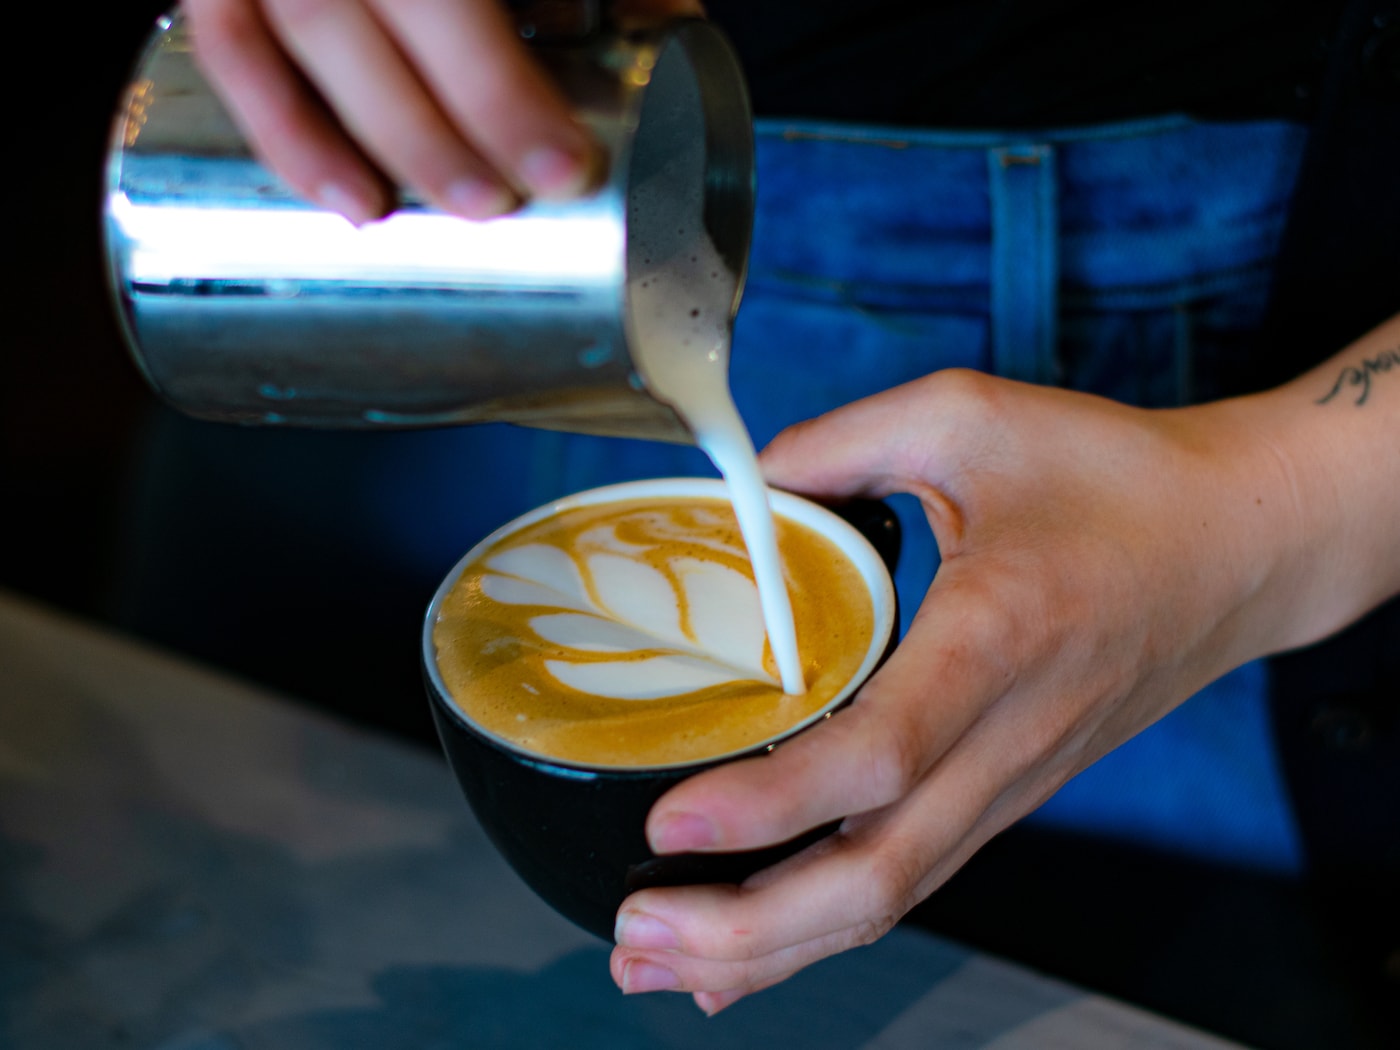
left=432, top=496, right=875, bottom=767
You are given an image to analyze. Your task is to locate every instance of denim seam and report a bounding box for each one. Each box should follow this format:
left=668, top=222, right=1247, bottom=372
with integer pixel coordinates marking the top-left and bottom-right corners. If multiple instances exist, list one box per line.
left=989, top=144, right=1060, bottom=385
left=755, top=113, right=1201, bottom=150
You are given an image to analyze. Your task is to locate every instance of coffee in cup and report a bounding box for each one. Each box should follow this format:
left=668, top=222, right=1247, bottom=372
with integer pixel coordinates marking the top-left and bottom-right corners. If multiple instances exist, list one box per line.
left=432, top=490, right=877, bottom=769
left=423, top=477, right=898, bottom=939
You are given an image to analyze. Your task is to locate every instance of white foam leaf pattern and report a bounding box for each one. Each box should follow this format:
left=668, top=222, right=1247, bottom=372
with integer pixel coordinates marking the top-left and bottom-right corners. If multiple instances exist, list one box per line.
left=480, top=545, right=593, bottom=612
left=531, top=613, right=661, bottom=653
left=483, top=542, right=776, bottom=700
left=545, top=654, right=754, bottom=700
left=585, top=553, right=685, bottom=644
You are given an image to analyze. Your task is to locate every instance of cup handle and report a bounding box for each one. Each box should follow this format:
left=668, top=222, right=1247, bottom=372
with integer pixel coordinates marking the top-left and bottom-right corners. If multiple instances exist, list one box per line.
left=822, top=497, right=902, bottom=577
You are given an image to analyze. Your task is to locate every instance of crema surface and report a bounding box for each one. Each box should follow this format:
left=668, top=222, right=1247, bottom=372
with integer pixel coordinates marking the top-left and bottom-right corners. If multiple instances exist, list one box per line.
left=432, top=496, right=874, bottom=767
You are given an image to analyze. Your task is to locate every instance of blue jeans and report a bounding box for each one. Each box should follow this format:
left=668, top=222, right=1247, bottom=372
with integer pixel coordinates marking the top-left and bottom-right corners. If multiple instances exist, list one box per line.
left=131, top=115, right=1311, bottom=875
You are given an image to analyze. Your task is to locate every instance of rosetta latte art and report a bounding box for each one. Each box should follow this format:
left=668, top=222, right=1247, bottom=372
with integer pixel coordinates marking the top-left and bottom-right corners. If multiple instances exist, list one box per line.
left=479, top=505, right=778, bottom=700
left=432, top=496, right=876, bottom=768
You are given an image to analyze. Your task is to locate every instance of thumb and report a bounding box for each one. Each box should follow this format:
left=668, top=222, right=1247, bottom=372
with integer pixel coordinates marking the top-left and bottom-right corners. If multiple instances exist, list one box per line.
left=759, top=372, right=958, bottom=501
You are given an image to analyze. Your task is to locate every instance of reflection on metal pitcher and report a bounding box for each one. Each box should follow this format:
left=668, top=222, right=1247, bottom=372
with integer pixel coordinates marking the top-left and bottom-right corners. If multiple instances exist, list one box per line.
left=104, top=10, right=754, bottom=443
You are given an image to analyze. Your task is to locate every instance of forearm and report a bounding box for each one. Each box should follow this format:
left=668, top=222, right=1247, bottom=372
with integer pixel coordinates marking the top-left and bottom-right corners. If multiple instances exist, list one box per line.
left=1226, top=310, right=1400, bottom=656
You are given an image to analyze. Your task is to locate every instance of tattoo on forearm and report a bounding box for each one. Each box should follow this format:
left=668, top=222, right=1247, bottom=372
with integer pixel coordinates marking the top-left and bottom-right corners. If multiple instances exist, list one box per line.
left=1316, top=346, right=1400, bottom=406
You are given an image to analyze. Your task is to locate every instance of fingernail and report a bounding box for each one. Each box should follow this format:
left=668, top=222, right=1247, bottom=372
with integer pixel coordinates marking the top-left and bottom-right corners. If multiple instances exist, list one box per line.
left=622, top=959, right=681, bottom=994
left=615, top=910, right=680, bottom=951
left=652, top=812, right=718, bottom=853
left=316, top=181, right=378, bottom=227
left=520, top=144, right=594, bottom=199
left=694, top=990, right=729, bottom=1017
left=445, top=176, right=518, bottom=220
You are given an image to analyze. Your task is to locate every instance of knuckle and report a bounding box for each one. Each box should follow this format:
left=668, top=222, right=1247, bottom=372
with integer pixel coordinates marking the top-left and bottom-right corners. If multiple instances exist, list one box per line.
left=943, top=578, right=1009, bottom=650
left=934, top=571, right=1027, bottom=685
left=838, top=702, right=922, bottom=809
left=916, top=368, right=1022, bottom=463
left=871, top=714, right=925, bottom=802
left=925, top=367, right=1006, bottom=420
left=849, top=912, right=900, bottom=949
left=859, top=844, right=923, bottom=930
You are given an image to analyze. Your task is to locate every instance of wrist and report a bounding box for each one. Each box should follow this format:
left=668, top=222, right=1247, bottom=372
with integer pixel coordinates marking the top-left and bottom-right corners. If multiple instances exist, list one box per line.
left=1208, top=314, right=1400, bottom=656
left=1155, top=394, right=1314, bottom=674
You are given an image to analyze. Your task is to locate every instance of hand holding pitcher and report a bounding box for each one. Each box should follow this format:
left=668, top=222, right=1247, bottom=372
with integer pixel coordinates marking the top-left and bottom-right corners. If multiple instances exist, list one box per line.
left=182, top=0, right=706, bottom=223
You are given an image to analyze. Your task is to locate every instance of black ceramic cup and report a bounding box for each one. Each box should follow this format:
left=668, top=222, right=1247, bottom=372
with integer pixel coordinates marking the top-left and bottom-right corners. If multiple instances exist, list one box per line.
left=423, top=478, right=899, bottom=941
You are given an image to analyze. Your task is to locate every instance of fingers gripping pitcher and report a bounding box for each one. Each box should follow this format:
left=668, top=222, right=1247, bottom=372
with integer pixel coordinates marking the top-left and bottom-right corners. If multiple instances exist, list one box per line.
left=103, top=5, right=755, bottom=443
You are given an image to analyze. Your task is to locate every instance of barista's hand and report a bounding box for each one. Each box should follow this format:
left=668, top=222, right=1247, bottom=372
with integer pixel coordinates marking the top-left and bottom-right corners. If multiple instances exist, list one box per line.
left=183, top=0, right=704, bottom=224
left=607, top=337, right=1400, bottom=1012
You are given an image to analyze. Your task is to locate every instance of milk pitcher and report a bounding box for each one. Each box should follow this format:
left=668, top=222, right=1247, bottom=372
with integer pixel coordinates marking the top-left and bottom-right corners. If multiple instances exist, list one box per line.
left=103, top=5, right=755, bottom=443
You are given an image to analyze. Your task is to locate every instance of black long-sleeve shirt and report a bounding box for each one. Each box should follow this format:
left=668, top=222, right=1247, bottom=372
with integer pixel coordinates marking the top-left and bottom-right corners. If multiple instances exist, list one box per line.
left=704, top=0, right=1346, bottom=127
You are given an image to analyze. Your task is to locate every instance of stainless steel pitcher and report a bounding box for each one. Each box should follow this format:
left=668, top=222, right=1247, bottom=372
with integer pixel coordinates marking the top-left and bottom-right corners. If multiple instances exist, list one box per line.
left=103, top=8, right=754, bottom=443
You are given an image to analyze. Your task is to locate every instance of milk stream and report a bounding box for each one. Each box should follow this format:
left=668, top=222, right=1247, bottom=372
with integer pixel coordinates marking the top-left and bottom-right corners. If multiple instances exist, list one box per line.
left=628, top=212, right=805, bottom=695
left=658, top=332, right=804, bottom=696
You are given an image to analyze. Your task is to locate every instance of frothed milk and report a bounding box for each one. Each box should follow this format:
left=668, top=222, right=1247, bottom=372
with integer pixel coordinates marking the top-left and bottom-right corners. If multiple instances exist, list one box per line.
left=432, top=494, right=875, bottom=767
left=625, top=59, right=804, bottom=695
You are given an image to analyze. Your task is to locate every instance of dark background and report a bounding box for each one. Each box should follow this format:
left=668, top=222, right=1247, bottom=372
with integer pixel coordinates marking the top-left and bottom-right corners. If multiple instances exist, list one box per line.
left=6, top=5, right=167, bottom=636
left=4, top=6, right=1394, bottom=1049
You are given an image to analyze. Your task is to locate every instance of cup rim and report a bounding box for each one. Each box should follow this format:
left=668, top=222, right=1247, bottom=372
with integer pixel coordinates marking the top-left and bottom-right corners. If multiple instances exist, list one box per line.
left=422, top=476, right=896, bottom=774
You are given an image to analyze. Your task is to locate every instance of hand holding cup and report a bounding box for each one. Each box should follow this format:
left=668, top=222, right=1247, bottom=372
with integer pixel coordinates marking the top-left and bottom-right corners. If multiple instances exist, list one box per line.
left=611, top=369, right=1329, bottom=1013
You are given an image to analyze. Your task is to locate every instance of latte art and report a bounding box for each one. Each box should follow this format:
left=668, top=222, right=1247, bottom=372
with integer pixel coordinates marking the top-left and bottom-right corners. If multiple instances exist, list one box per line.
left=432, top=495, right=876, bottom=767
left=479, top=505, right=777, bottom=698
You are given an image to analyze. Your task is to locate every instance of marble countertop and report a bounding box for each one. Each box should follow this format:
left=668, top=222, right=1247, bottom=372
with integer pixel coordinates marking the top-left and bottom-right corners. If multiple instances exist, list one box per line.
left=0, top=590, right=1245, bottom=1049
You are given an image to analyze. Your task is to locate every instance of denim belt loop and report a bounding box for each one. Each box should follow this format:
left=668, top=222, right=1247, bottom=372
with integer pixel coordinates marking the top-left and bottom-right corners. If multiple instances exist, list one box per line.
left=988, top=143, right=1060, bottom=386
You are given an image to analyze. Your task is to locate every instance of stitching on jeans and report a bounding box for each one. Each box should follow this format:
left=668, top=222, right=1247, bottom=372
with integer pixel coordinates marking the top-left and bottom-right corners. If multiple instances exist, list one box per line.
left=756, top=113, right=1201, bottom=150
